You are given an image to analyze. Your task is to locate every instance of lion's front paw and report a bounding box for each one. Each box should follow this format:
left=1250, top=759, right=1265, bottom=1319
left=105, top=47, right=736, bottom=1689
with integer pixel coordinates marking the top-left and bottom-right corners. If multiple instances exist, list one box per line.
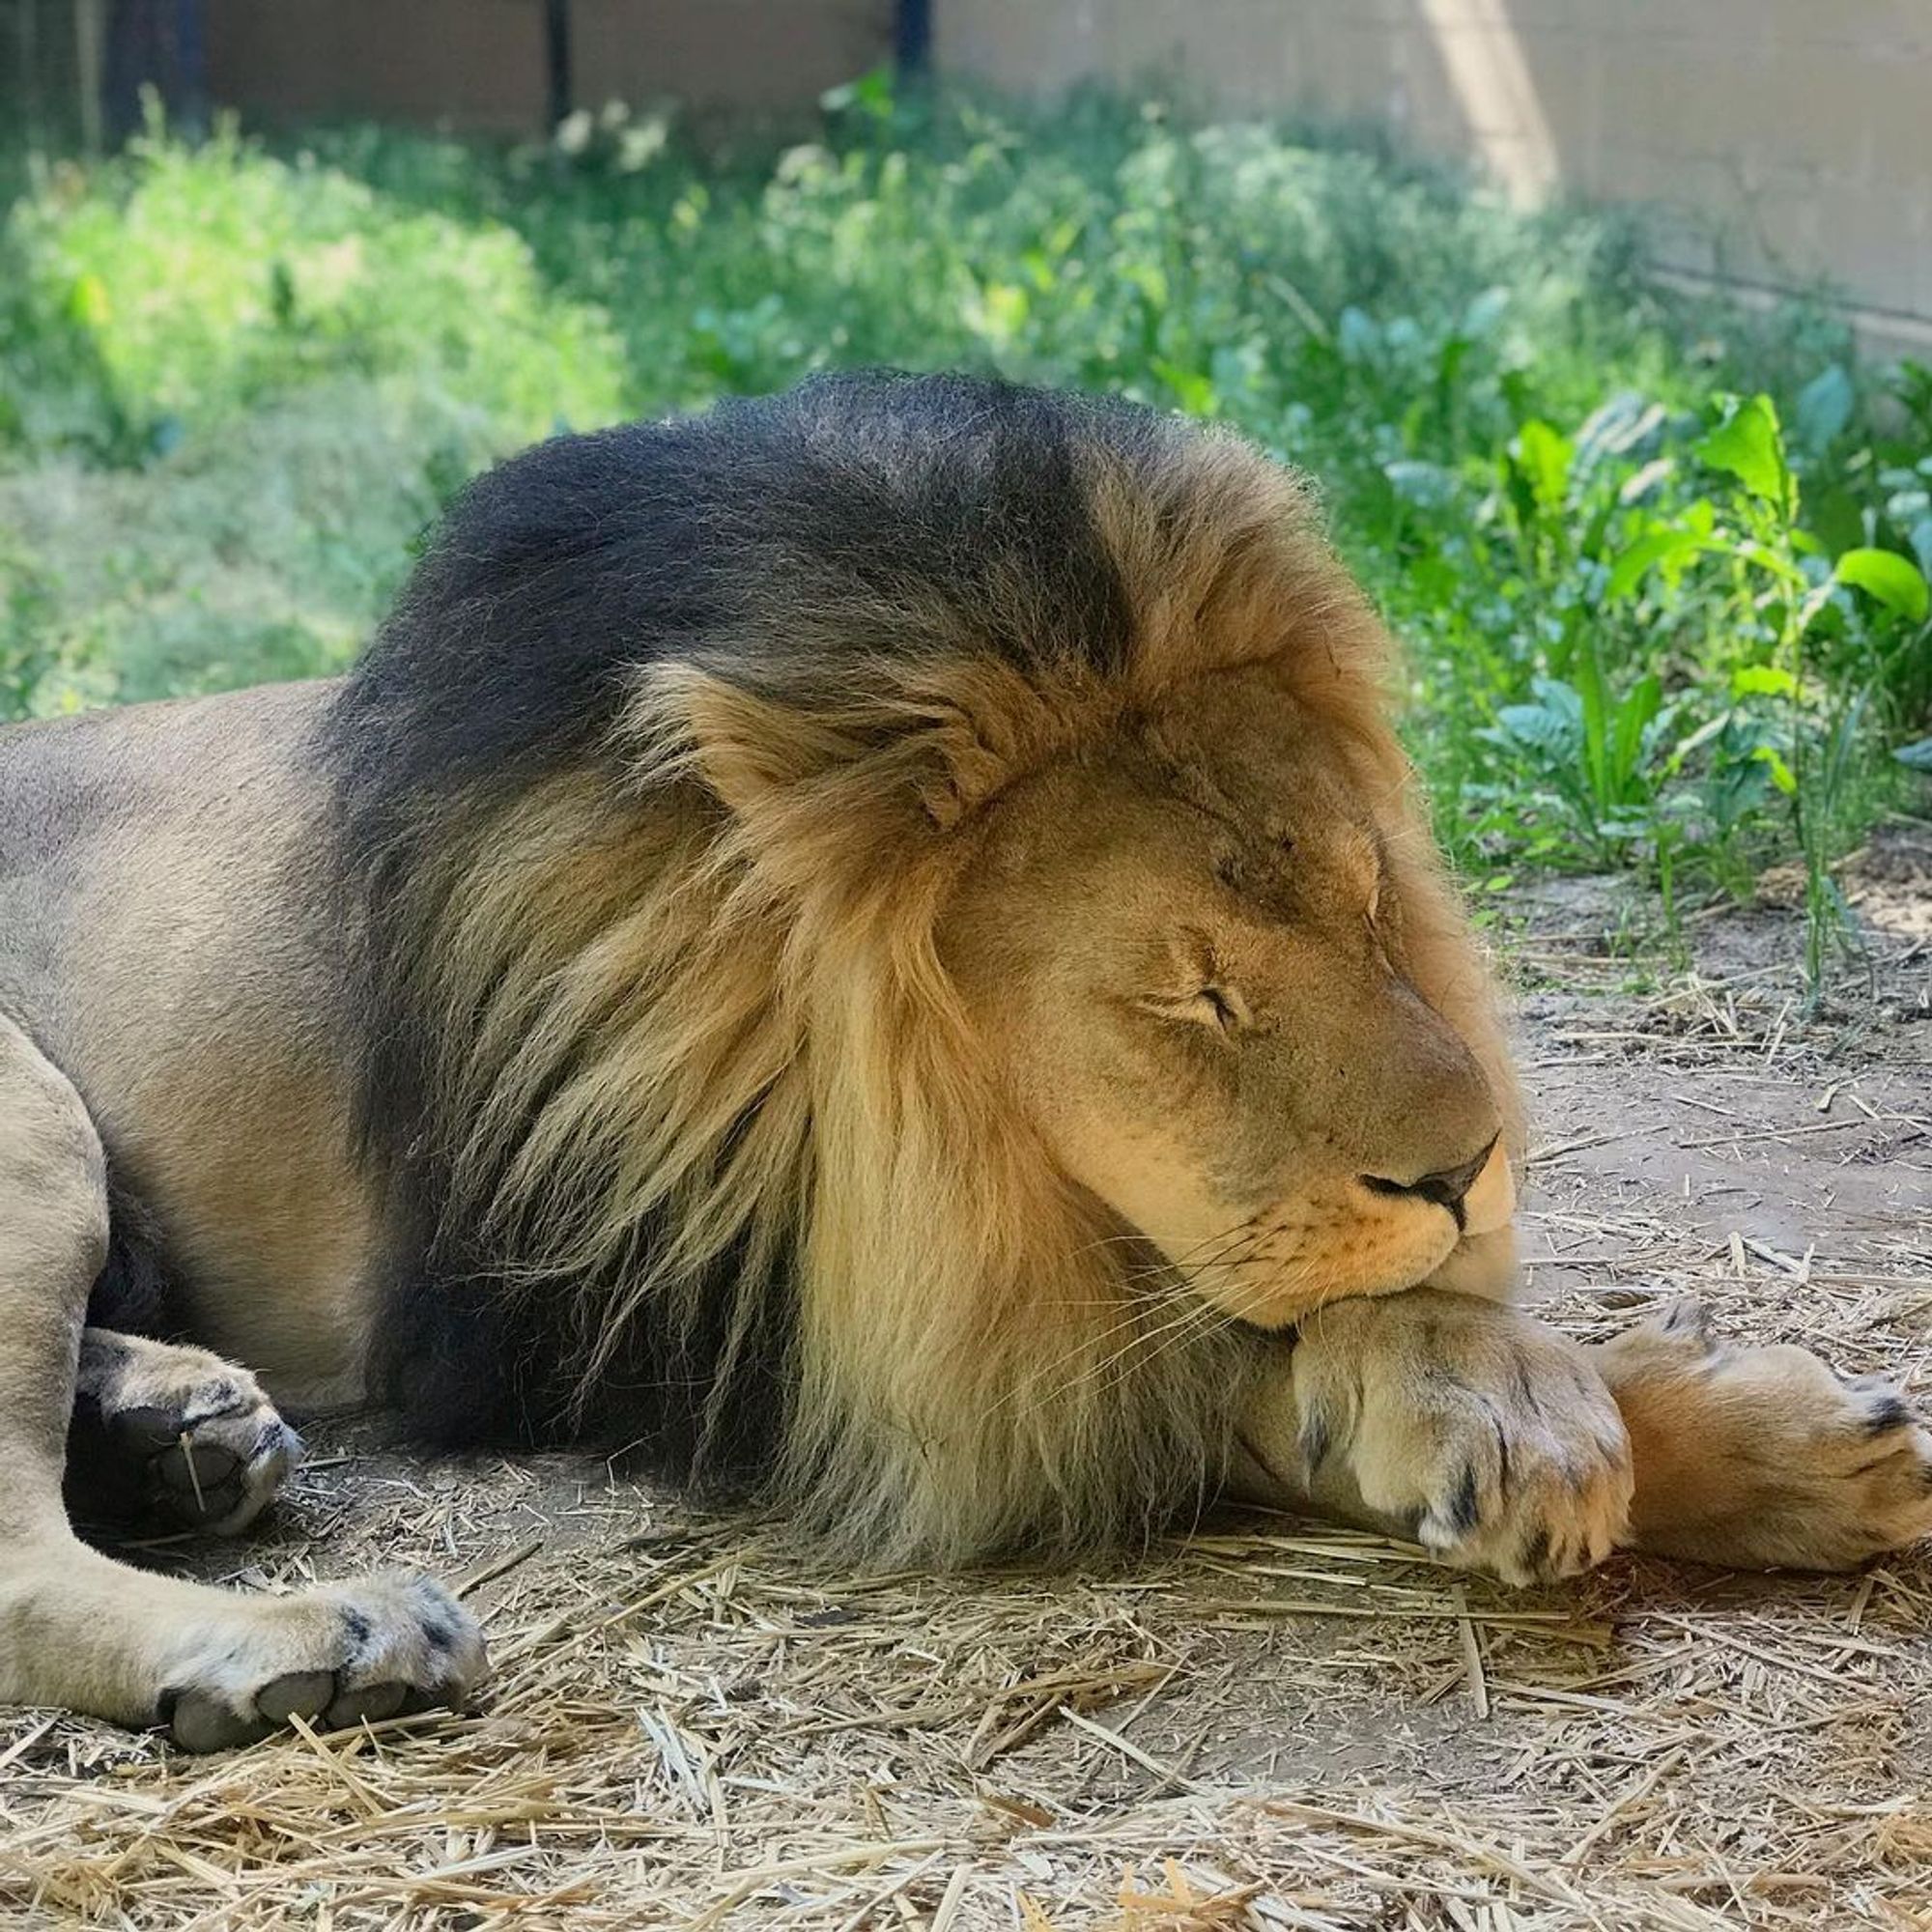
left=1598, top=1300, right=1932, bottom=1571
left=1293, top=1291, right=1634, bottom=1585
left=155, top=1574, right=487, bottom=1752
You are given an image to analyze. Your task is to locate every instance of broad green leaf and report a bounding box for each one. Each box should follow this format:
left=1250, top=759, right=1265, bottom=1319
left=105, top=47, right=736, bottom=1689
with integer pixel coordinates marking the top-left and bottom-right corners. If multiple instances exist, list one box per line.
left=1611, top=672, right=1663, bottom=789
left=1695, top=395, right=1788, bottom=506
left=1573, top=651, right=1611, bottom=801
left=1605, top=529, right=1684, bottom=601
left=1731, top=665, right=1798, bottom=699
left=1793, top=364, right=1854, bottom=451
left=1752, top=745, right=1798, bottom=795
left=1806, top=482, right=1867, bottom=558
left=1528, top=676, right=1584, bottom=725
left=1492, top=701, right=1576, bottom=754
left=1605, top=525, right=1717, bottom=601
left=1834, top=546, right=1929, bottom=623
left=1894, top=737, right=1932, bottom=773
left=1513, top=418, right=1574, bottom=511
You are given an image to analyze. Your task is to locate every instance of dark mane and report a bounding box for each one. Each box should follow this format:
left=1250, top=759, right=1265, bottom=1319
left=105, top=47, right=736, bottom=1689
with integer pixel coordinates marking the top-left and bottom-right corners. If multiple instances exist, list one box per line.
left=328, top=371, right=1147, bottom=815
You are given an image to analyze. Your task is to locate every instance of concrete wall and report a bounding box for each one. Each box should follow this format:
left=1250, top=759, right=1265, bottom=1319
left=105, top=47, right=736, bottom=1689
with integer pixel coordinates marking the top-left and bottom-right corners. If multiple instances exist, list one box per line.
left=203, top=0, right=893, bottom=133
left=936, top=0, right=1932, bottom=358
left=185, top=1, right=1931, bottom=355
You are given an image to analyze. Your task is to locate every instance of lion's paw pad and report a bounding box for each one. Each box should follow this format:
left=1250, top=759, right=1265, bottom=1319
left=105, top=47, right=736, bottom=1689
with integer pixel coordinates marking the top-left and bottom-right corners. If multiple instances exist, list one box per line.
left=156, top=1576, right=486, bottom=1752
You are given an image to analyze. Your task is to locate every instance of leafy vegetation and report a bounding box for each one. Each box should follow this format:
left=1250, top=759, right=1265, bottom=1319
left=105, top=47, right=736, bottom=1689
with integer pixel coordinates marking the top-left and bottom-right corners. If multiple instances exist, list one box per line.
left=3, top=85, right=1928, bottom=987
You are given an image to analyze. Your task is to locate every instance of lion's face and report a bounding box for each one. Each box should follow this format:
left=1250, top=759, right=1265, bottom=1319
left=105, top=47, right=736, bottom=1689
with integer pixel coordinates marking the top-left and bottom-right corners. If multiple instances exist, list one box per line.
left=941, top=668, right=1513, bottom=1327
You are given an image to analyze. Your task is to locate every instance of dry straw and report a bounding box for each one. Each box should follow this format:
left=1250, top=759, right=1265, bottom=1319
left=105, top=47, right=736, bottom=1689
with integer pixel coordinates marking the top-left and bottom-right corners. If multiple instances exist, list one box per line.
left=4, top=864, right=1928, bottom=1928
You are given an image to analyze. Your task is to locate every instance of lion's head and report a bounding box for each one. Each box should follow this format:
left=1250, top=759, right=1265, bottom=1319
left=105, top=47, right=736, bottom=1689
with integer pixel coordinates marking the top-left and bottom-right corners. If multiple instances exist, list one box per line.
left=939, top=660, right=1515, bottom=1327
left=334, top=371, right=1521, bottom=1563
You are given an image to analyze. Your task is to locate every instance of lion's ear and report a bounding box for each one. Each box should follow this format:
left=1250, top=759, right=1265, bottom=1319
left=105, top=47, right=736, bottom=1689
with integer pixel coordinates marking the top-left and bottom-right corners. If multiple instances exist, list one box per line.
left=634, top=662, right=1037, bottom=834
left=668, top=674, right=844, bottom=818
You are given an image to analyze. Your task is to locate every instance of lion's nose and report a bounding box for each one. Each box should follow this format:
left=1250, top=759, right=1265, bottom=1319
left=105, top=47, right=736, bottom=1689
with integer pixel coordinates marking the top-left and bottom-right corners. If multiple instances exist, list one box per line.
left=1362, top=1136, right=1498, bottom=1221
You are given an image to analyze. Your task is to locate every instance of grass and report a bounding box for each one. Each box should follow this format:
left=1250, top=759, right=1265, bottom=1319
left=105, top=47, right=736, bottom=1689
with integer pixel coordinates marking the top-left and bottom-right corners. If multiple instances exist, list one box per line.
left=3, top=82, right=1929, bottom=985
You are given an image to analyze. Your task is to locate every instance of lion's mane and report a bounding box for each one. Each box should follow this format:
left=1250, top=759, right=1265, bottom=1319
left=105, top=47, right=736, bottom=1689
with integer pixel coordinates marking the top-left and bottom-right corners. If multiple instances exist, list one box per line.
left=327, top=371, right=1441, bottom=1562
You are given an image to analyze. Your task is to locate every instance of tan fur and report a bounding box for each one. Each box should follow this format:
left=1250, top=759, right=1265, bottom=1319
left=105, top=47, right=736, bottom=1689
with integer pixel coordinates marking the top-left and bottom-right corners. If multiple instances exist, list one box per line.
left=359, top=427, right=1523, bottom=1560
left=1590, top=1305, right=1932, bottom=1569
left=8, top=687, right=372, bottom=1400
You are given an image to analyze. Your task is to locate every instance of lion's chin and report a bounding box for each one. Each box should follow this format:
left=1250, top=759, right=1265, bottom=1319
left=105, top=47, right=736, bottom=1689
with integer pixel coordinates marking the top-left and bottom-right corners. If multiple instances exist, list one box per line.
left=1423, top=1224, right=1521, bottom=1301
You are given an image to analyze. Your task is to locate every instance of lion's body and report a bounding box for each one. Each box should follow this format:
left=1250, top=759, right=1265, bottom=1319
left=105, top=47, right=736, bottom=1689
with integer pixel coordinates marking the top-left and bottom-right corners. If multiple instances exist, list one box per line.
left=4, top=376, right=1518, bottom=1557
left=0, top=374, right=1925, bottom=1749
left=0, top=685, right=374, bottom=1395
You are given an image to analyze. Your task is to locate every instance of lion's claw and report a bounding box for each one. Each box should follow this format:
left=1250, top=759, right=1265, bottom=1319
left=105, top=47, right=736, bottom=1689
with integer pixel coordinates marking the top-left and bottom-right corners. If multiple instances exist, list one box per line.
left=1292, top=1290, right=1634, bottom=1585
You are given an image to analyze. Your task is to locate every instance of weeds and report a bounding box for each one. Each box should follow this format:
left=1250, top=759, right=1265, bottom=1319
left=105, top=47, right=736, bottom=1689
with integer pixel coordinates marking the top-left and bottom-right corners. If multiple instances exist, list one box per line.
left=1, top=82, right=1927, bottom=989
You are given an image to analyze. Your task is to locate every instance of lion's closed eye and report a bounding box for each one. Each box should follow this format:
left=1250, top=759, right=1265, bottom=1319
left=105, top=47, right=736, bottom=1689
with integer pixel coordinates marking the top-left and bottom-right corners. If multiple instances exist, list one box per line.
left=1138, top=983, right=1248, bottom=1037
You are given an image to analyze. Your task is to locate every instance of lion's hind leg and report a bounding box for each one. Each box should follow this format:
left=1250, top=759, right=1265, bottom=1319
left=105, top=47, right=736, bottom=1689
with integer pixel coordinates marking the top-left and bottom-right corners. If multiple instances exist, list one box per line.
left=1590, top=1300, right=1932, bottom=1571
left=0, top=1014, right=485, bottom=1749
left=67, top=1330, right=302, bottom=1536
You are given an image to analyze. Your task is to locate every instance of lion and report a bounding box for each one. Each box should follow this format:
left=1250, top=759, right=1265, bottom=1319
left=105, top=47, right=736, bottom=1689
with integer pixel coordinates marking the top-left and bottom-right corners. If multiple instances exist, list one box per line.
left=1, top=372, right=1926, bottom=1752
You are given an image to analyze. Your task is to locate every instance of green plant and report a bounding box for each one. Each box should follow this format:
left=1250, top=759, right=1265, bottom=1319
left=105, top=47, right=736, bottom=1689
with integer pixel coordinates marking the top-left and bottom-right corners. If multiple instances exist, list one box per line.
left=0, top=547, right=59, bottom=718
left=1, top=85, right=1926, bottom=993
left=1606, top=393, right=1926, bottom=992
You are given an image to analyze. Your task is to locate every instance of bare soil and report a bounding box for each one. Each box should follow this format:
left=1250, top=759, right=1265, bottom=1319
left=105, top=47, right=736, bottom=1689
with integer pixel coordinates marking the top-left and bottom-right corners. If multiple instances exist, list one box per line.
left=2, top=834, right=1928, bottom=1929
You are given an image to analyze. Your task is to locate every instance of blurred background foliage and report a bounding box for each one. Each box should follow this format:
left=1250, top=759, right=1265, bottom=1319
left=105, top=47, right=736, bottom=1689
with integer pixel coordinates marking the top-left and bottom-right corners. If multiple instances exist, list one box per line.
left=2, top=82, right=1928, bottom=982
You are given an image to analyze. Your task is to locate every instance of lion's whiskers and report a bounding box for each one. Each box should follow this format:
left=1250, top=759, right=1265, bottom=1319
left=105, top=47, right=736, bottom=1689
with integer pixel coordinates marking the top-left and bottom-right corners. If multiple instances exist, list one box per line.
left=1024, top=1221, right=1291, bottom=1412
left=994, top=1219, right=1267, bottom=1415
left=1088, top=1245, right=1280, bottom=1394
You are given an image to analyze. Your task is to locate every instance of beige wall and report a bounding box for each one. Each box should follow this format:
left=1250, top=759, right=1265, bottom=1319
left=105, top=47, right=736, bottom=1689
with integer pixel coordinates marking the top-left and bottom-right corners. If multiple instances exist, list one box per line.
left=573, top=0, right=892, bottom=114
left=205, top=0, right=892, bottom=133
left=207, top=1, right=548, bottom=133
left=937, top=0, right=1932, bottom=357
left=195, top=1, right=1932, bottom=354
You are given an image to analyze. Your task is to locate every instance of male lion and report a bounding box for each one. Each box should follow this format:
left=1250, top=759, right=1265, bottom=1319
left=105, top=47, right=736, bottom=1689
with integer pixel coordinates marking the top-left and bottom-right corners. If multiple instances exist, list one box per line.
left=2, top=373, right=1927, bottom=1751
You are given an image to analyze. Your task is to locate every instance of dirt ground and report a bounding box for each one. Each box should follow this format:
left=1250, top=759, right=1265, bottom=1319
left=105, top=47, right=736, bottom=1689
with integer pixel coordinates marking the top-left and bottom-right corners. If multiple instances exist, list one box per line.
left=2, top=834, right=1928, bottom=1930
